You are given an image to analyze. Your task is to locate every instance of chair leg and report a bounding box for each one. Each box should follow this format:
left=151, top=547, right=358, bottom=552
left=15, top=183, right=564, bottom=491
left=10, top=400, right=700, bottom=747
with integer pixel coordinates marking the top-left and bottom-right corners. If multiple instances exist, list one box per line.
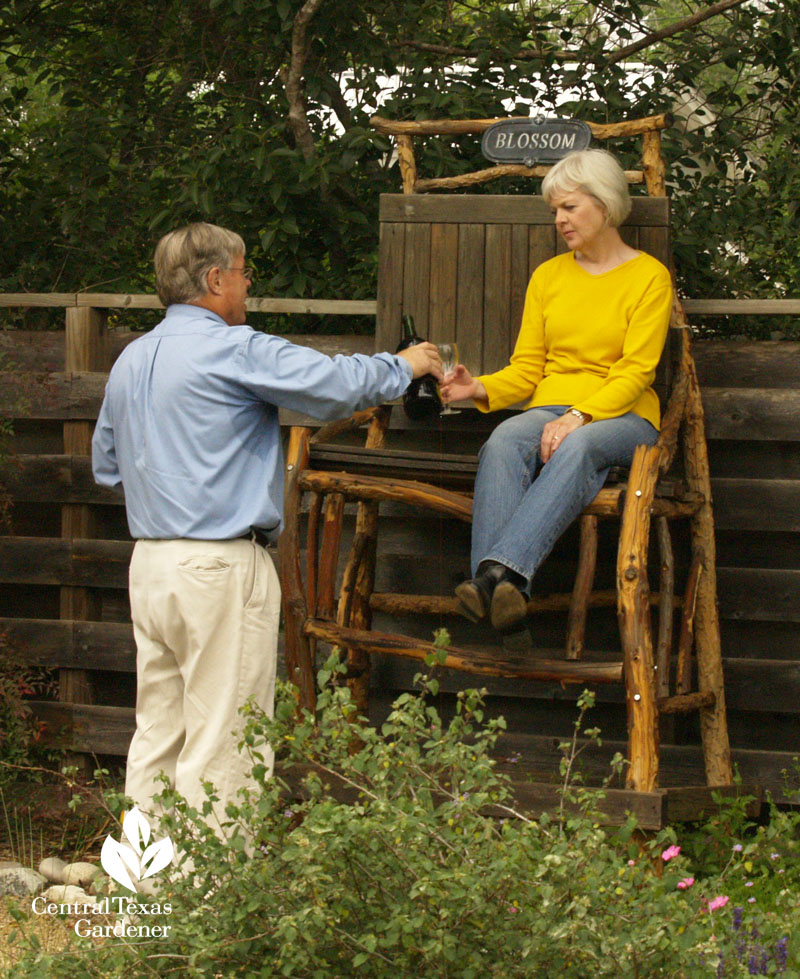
left=617, top=444, right=663, bottom=792
left=342, top=407, right=391, bottom=716
left=566, top=514, right=598, bottom=660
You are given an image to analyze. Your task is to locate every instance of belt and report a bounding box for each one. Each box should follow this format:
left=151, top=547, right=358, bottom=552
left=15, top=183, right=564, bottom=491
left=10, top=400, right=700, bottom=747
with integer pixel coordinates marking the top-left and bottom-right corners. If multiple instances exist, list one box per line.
left=238, top=527, right=273, bottom=548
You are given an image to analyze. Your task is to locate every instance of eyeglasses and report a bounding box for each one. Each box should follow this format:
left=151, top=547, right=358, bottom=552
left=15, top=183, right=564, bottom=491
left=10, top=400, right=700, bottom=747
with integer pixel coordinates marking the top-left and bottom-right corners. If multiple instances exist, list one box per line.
left=223, top=265, right=256, bottom=282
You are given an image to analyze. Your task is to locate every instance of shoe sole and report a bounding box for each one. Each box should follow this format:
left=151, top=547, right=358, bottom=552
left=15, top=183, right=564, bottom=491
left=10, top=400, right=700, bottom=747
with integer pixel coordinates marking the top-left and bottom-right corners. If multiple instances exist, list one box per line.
left=490, top=582, right=528, bottom=632
left=454, top=581, right=487, bottom=622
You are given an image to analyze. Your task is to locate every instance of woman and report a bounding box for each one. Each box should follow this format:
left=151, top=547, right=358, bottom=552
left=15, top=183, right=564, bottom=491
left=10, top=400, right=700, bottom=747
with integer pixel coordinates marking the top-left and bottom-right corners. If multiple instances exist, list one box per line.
left=440, top=148, right=673, bottom=633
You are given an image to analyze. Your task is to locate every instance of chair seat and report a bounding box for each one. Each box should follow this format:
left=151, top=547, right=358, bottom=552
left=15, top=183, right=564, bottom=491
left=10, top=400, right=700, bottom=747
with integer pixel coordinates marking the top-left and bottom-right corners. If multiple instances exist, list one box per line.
left=305, top=443, right=702, bottom=515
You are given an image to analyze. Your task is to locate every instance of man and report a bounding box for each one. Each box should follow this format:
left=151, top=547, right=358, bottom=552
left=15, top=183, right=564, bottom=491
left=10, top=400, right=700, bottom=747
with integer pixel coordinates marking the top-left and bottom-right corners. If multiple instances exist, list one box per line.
left=92, top=222, right=441, bottom=824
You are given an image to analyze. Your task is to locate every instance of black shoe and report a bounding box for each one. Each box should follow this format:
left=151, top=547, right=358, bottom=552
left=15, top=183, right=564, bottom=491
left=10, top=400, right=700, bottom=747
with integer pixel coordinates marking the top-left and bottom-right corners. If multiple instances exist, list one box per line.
left=454, top=561, right=508, bottom=622
left=490, top=581, right=529, bottom=632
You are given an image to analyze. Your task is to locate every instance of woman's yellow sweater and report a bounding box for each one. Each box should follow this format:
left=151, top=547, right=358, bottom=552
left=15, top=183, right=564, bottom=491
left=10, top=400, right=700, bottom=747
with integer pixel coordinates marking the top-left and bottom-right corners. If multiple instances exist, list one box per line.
left=477, top=250, right=673, bottom=430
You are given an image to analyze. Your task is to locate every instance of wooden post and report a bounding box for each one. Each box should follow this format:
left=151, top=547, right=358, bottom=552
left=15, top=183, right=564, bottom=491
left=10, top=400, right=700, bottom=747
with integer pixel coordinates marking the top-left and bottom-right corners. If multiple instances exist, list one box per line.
left=617, top=444, right=663, bottom=792
left=683, top=361, right=733, bottom=785
left=656, top=517, right=676, bottom=743
left=642, top=130, right=667, bottom=197
left=278, top=426, right=317, bottom=712
left=397, top=135, right=417, bottom=194
left=60, top=306, right=108, bottom=719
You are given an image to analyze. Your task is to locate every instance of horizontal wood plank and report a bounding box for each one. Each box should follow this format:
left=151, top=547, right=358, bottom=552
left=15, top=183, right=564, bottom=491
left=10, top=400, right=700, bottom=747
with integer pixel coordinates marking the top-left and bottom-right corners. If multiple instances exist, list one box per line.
left=695, top=341, right=800, bottom=388
left=685, top=300, right=800, bottom=315
left=711, top=479, right=800, bottom=532
left=380, top=194, right=669, bottom=226
left=7, top=460, right=800, bottom=534
left=31, top=700, right=134, bottom=755
left=0, top=295, right=377, bottom=314
left=489, top=729, right=796, bottom=800
left=2, top=618, right=135, bottom=671
left=371, top=652, right=800, bottom=715
left=0, top=538, right=132, bottom=588
left=0, top=293, right=77, bottom=308
left=717, top=567, right=800, bottom=622
left=703, top=388, right=800, bottom=441
left=5, top=456, right=124, bottom=504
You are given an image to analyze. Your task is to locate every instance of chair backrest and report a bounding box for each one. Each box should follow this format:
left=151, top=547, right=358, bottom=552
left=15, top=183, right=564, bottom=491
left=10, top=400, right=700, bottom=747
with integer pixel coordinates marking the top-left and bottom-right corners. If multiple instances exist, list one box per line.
left=375, top=193, right=675, bottom=399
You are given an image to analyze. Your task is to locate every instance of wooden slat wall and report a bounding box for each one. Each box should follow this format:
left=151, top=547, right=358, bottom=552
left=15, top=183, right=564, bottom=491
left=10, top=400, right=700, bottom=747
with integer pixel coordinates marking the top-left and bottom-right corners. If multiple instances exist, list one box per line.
left=1, top=315, right=799, bottom=793
left=374, top=195, right=672, bottom=363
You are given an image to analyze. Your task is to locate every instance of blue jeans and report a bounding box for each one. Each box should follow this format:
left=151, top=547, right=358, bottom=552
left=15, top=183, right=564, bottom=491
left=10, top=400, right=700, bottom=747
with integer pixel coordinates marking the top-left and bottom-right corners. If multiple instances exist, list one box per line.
left=471, top=406, right=658, bottom=588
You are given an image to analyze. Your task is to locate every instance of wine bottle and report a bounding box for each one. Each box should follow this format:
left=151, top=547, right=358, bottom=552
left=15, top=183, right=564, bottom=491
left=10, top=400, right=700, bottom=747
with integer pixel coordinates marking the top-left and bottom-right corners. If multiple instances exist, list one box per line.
left=396, top=314, right=442, bottom=421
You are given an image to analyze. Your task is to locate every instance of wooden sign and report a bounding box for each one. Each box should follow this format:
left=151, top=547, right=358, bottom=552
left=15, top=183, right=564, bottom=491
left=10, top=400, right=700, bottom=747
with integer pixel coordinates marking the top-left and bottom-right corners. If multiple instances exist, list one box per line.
left=481, top=117, right=592, bottom=167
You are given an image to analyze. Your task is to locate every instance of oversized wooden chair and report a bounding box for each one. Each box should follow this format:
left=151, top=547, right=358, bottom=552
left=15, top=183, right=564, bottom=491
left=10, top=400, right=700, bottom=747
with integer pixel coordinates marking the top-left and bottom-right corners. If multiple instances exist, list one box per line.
left=279, top=114, right=733, bottom=796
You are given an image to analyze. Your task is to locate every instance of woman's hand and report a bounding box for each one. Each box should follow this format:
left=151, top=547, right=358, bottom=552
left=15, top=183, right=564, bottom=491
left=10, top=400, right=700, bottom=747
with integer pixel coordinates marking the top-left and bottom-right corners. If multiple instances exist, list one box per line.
left=440, top=364, right=487, bottom=405
left=540, top=412, right=585, bottom=463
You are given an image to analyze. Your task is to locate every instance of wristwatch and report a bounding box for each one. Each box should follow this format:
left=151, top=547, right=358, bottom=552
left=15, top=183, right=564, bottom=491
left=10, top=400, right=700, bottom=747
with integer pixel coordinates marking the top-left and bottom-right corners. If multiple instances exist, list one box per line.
left=568, top=408, right=592, bottom=424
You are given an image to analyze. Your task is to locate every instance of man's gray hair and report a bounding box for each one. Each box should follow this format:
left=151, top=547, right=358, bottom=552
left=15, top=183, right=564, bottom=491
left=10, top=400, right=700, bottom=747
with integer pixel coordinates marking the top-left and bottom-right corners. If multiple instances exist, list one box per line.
left=541, top=149, right=632, bottom=228
left=154, top=223, right=246, bottom=306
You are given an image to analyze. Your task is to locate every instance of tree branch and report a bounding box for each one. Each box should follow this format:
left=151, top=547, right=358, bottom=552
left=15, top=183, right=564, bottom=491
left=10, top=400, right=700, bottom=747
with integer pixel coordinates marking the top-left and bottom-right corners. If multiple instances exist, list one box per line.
left=397, top=0, right=747, bottom=69
left=602, top=0, right=747, bottom=67
left=282, top=0, right=325, bottom=161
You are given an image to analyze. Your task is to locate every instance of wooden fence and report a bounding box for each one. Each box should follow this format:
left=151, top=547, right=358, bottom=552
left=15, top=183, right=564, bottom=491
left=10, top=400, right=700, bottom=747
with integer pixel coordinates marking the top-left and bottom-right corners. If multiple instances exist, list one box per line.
left=1, top=294, right=799, bottom=797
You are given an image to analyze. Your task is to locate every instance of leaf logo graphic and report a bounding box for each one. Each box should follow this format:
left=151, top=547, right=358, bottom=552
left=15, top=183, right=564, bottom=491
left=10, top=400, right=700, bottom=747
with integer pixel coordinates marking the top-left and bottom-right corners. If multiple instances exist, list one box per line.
left=100, top=808, right=175, bottom=892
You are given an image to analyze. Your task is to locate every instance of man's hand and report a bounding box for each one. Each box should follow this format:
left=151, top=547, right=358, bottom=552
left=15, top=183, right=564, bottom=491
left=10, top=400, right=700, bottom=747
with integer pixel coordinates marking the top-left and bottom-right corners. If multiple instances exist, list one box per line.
left=397, top=341, right=443, bottom=380
left=440, top=364, right=486, bottom=405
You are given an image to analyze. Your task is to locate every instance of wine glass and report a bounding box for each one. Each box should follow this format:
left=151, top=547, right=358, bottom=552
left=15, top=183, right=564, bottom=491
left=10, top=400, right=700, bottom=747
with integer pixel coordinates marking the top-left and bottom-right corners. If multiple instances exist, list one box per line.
left=437, top=342, right=461, bottom=415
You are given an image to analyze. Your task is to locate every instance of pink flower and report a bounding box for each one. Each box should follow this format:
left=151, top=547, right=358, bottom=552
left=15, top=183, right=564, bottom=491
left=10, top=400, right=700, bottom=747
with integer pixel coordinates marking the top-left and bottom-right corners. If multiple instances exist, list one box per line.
left=661, top=845, right=681, bottom=862
left=708, top=895, right=730, bottom=912
left=628, top=859, right=636, bottom=867
left=676, top=877, right=695, bottom=890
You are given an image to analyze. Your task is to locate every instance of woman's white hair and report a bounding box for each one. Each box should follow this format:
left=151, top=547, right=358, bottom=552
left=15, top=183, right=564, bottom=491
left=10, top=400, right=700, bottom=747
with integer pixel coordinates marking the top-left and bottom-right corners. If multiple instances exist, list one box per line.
left=154, top=222, right=246, bottom=306
left=541, top=149, right=632, bottom=227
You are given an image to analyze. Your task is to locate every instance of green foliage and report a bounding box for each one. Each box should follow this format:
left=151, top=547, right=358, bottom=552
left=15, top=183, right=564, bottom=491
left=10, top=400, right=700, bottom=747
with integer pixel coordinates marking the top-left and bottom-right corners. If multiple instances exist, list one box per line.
left=0, top=1, right=799, bottom=334
left=6, top=662, right=800, bottom=977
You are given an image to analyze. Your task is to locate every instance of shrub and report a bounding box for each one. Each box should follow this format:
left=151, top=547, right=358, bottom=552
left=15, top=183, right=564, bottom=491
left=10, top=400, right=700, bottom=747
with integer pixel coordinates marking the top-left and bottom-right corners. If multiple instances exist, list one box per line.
left=6, top=653, right=800, bottom=977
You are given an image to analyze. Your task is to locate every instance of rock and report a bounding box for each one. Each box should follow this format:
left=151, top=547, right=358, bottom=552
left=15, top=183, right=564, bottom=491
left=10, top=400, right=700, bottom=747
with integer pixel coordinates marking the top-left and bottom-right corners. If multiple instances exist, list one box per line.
left=0, top=860, right=23, bottom=870
left=39, top=856, right=67, bottom=883
left=41, top=884, right=92, bottom=905
left=0, top=867, right=47, bottom=897
left=62, top=861, right=101, bottom=888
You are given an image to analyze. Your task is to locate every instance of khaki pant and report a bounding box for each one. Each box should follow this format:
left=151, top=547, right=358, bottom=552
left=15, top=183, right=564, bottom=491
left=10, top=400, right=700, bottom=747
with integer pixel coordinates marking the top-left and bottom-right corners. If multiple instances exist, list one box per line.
left=125, top=538, right=281, bottom=829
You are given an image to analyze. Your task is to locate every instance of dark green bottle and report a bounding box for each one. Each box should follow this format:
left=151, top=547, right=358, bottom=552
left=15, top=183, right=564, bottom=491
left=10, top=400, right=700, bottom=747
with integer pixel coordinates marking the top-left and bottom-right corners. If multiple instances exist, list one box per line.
left=396, top=314, right=442, bottom=421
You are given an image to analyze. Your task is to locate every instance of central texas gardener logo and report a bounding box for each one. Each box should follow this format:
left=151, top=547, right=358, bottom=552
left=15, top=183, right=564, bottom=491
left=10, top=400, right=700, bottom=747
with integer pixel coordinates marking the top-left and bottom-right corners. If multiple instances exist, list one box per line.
left=101, top=808, right=175, bottom=893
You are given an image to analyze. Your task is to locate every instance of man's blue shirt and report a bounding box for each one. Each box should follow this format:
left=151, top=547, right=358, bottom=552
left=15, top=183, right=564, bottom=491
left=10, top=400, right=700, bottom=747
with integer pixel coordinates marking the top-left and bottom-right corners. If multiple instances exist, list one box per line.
left=91, top=304, right=412, bottom=540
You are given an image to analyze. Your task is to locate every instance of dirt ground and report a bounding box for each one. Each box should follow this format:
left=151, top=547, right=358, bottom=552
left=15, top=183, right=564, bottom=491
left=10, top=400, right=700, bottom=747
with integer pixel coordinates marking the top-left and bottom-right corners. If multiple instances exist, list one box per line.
left=0, top=779, right=115, bottom=970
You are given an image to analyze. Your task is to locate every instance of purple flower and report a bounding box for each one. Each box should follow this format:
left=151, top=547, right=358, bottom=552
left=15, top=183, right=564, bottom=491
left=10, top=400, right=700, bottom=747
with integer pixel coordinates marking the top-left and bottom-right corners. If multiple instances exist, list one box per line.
left=748, top=947, right=767, bottom=975
left=733, top=843, right=743, bottom=852
left=776, top=936, right=789, bottom=973
left=745, top=881, right=754, bottom=887
left=733, top=906, right=743, bottom=931
left=748, top=897, right=756, bottom=904
left=771, top=852, right=780, bottom=860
